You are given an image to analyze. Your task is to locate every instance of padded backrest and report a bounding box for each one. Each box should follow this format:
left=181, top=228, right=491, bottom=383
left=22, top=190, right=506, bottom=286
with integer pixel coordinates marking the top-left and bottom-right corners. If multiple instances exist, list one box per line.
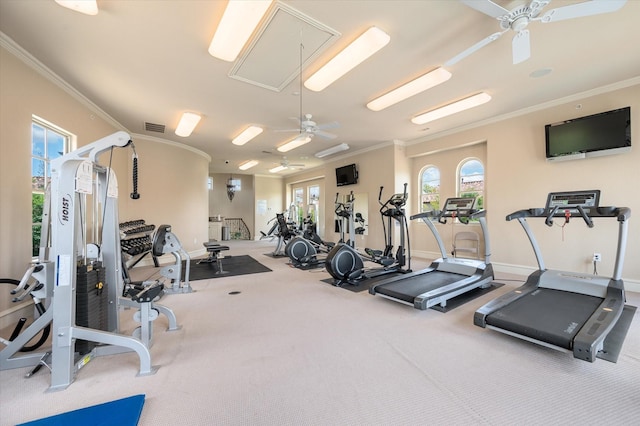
left=276, top=214, right=291, bottom=237
left=152, top=224, right=171, bottom=256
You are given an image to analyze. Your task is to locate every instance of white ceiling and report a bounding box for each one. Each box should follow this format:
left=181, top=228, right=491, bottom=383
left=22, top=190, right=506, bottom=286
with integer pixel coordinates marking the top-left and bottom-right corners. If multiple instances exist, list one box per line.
left=1, top=0, right=639, bottom=176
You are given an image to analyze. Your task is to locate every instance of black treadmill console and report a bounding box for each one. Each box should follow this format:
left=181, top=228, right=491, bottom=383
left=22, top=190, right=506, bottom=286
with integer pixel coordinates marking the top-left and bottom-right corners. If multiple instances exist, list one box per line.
left=545, top=190, right=600, bottom=214
left=443, top=197, right=475, bottom=213
left=437, top=197, right=477, bottom=223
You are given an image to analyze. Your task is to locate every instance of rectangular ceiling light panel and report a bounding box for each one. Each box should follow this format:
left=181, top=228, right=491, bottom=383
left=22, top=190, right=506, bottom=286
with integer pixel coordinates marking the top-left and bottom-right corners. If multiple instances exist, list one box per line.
left=304, top=26, right=390, bottom=92
left=208, top=0, right=274, bottom=62
left=411, top=92, right=491, bottom=125
left=229, top=2, right=340, bottom=92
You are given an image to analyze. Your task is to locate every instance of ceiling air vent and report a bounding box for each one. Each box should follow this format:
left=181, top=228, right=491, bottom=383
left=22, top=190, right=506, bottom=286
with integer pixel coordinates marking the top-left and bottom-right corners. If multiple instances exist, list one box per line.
left=144, top=122, right=166, bottom=133
left=229, top=2, right=340, bottom=92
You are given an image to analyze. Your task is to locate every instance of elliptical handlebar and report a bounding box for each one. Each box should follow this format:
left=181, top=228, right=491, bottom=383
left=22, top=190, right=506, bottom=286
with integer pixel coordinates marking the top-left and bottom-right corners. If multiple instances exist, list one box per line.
left=335, top=191, right=355, bottom=217
left=378, top=183, right=409, bottom=215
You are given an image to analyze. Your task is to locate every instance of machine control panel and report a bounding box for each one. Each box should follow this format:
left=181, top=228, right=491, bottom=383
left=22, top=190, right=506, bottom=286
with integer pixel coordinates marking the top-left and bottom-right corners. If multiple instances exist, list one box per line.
left=443, top=197, right=476, bottom=211
left=545, top=190, right=600, bottom=214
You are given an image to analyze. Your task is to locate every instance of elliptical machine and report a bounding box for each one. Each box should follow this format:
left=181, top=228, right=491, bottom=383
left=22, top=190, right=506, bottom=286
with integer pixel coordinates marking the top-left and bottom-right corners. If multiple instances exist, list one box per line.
left=285, top=192, right=354, bottom=267
left=325, top=184, right=411, bottom=286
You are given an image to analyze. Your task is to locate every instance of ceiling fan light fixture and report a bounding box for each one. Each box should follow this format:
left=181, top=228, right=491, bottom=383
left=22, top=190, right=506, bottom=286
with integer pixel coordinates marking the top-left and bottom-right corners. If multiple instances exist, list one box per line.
left=277, top=134, right=312, bottom=153
left=175, top=112, right=202, bottom=137
left=55, top=0, right=98, bottom=16
left=315, top=143, right=350, bottom=158
left=367, top=67, right=452, bottom=112
left=232, top=125, right=263, bottom=145
left=269, top=165, right=287, bottom=173
left=411, top=92, right=491, bottom=125
left=304, top=26, right=390, bottom=92
left=238, top=160, right=259, bottom=170
left=208, top=0, right=273, bottom=62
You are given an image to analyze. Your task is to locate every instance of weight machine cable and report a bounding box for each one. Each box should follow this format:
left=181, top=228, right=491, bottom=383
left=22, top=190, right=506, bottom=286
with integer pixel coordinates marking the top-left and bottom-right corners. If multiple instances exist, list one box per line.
left=130, top=142, right=140, bottom=200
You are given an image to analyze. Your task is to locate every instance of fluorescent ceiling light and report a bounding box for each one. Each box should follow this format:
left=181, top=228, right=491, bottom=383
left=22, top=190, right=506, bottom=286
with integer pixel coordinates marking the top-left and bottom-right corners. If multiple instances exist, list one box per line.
left=269, top=165, right=287, bottom=173
left=175, top=112, right=202, bottom=137
left=55, top=0, right=98, bottom=15
left=315, top=143, right=350, bottom=158
left=277, top=134, right=312, bottom=153
left=411, top=92, right=492, bottom=125
left=208, top=0, right=273, bottom=62
left=367, top=68, right=452, bottom=112
left=239, top=160, right=259, bottom=170
left=232, top=125, right=263, bottom=145
left=305, top=26, right=390, bottom=92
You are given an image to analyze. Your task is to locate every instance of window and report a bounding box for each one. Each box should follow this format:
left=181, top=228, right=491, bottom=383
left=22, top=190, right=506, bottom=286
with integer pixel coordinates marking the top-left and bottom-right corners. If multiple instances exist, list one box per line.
left=31, top=117, right=71, bottom=256
left=307, top=185, right=319, bottom=224
left=458, top=158, right=484, bottom=209
left=420, top=165, right=440, bottom=211
left=293, top=187, right=304, bottom=225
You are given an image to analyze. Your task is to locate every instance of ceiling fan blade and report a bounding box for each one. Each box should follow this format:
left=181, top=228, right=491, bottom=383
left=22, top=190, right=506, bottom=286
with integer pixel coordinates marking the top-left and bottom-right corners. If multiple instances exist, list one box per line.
left=460, top=0, right=509, bottom=18
left=540, top=0, right=627, bottom=23
left=512, top=30, right=531, bottom=64
left=316, top=121, right=340, bottom=130
left=444, top=30, right=506, bottom=67
left=274, top=128, right=300, bottom=133
left=314, top=130, right=338, bottom=140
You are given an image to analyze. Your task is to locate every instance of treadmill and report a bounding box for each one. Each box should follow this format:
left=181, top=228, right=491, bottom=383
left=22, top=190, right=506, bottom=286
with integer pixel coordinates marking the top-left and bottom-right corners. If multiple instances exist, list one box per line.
left=369, top=197, right=494, bottom=310
left=474, top=190, right=632, bottom=362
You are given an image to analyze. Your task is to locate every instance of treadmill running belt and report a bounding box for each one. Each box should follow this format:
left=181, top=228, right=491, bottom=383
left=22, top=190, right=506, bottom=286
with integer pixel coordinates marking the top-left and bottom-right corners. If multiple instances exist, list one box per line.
left=374, top=271, right=467, bottom=304
left=486, top=288, right=603, bottom=349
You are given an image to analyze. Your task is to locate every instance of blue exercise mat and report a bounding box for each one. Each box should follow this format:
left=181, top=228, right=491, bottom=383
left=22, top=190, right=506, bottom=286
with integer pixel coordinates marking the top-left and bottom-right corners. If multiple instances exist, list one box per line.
left=17, top=394, right=145, bottom=426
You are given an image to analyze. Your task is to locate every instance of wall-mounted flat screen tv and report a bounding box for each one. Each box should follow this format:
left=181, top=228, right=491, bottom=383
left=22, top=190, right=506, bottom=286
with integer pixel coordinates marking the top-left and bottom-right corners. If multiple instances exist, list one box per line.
left=545, top=106, right=631, bottom=161
left=336, top=163, right=358, bottom=186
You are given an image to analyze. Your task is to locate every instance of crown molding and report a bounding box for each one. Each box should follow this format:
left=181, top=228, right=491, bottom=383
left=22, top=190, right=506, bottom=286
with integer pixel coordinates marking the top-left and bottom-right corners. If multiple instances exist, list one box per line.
left=1, top=32, right=126, bottom=132
left=407, top=76, right=640, bottom=146
left=130, top=133, right=211, bottom=162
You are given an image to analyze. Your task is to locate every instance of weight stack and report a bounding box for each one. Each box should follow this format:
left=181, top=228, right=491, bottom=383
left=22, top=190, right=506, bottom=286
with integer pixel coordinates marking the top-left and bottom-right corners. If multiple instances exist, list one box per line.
left=75, top=263, right=108, bottom=355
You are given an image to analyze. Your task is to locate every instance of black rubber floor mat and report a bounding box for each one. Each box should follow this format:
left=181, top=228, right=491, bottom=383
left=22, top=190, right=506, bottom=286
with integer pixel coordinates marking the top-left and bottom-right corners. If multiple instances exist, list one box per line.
left=181, top=255, right=271, bottom=281
left=598, top=304, right=637, bottom=363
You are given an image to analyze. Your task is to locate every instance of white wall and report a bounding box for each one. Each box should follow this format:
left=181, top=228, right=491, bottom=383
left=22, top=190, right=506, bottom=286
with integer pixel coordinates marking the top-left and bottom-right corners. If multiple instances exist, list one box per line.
left=0, top=44, right=210, bottom=319
left=407, top=82, right=640, bottom=285
left=254, top=175, right=285, bottom=239
left=208, top=172, right=256, bottom=238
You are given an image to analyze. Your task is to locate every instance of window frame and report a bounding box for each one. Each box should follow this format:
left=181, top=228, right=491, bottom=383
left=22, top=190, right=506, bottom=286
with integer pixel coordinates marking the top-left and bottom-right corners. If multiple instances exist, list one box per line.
left=419, top=164, right=441, bottom=212
left=31, top=116, right=72, bottom=257
left=457, top=157, right=485, bottom=211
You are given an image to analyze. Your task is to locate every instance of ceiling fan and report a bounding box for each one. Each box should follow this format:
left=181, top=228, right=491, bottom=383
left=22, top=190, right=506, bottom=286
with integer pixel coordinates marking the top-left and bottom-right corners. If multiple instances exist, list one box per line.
left=445, top=0, right=627, bottom=66
left=271, top=156, right=306, bottom=172
left=275, top=39, right=340, bottom=142
left=277, top=113, right=339, bottom=140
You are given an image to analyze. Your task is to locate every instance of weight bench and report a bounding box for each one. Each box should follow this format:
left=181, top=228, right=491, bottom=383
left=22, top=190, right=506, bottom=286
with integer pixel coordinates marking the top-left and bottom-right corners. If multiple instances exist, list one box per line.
left=198, top=242, right=230, bottom=274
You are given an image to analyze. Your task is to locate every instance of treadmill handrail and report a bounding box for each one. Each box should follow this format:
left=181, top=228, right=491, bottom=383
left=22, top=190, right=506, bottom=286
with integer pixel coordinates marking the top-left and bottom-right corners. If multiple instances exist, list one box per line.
left=506, top=206, right=629, bottom=221
left=410, top=208, right=482, bottom=222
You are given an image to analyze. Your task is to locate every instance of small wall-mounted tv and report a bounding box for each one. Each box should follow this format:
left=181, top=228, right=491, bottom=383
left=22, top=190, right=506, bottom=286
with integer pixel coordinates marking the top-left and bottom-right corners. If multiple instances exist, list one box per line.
left=336, top=163, right=358, bottom=186
left=545, top=106, right=631, bottom=161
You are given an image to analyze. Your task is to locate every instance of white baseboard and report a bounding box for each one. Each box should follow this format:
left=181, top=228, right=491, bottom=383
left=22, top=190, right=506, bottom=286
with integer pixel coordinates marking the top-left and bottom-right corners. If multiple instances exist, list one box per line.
left=410, top=250, right=640, bottom=294
left=0, top=302, right=33, bottom=330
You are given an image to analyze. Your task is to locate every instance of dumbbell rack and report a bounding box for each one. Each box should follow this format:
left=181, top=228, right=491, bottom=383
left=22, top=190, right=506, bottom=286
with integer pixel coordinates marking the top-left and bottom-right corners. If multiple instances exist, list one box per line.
left=119, top=220, right=158, bottom=271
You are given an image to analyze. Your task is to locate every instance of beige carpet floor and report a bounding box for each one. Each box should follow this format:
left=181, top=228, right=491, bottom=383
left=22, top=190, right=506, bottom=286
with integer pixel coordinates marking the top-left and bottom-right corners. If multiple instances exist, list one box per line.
left=1, top=239, right=639, bottom=425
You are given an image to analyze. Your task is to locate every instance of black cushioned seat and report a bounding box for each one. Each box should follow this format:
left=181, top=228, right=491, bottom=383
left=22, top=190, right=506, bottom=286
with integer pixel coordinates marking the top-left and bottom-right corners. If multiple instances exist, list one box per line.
left=198, top=242, right=230, bottom=273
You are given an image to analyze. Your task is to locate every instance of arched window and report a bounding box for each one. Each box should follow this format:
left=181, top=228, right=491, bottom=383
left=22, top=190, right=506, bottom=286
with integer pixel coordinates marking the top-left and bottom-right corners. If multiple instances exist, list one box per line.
left=458, top=158, right=484, bottom=209
left=420, top=165, right=440, bottom=211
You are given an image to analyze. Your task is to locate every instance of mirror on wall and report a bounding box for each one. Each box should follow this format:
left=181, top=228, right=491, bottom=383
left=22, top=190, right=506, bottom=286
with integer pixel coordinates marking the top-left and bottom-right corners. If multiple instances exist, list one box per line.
left=334, top=192, right=368, bottom=237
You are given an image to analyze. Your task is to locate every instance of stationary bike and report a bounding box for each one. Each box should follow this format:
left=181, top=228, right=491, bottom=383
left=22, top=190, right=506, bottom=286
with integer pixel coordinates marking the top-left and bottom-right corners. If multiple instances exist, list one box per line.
left=325, top=184, right=411, bottom=286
